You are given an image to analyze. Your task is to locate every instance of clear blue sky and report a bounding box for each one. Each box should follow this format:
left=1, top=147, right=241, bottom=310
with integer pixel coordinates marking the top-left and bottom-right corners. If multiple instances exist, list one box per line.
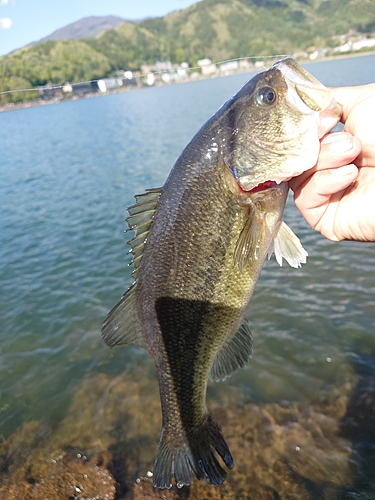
left=0, top=0, right=198, bottom=56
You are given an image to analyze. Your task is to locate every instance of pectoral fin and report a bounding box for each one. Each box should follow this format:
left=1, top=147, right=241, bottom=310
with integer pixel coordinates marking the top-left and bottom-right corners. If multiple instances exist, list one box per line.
left=233, top=206, right=264, bottom=272
left=209, top=317, right=253, bottom=382
left=267, top=221, right=308, bottom=268
left=101, top=283, right=146, bottom=348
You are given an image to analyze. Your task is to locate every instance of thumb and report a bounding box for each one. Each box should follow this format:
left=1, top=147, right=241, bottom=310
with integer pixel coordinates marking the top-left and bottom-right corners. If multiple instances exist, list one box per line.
left=332, top=84, right=375, bottom=167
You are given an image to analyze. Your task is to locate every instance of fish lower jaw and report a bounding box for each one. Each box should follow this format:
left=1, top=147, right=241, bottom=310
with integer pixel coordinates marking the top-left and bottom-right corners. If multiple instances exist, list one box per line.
left=238, top=157, right=319, bottom=192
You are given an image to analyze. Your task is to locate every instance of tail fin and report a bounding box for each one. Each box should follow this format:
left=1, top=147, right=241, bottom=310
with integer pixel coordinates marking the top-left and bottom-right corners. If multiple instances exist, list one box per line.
left=152, top=412, right=233, bottom=489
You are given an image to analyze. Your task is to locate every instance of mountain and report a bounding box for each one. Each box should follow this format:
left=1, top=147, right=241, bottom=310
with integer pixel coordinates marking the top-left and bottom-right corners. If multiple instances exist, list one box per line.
left=84, top=0, right=375, bottom=70
left=35, top=16, right=126, bottom=43
left=1, top=0, right=375, bottom=104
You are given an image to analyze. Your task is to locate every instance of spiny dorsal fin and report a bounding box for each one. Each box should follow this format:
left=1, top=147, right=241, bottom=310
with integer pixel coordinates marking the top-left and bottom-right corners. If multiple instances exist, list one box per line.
left=209, top=318, right=253, bottom=382
left=233, top=206, right=265, bottom=272
left=267, top=220, right=308, bottom=268
left=101, top=283, right=146, bottom=348
left=126, top=188, right=162, bottom=278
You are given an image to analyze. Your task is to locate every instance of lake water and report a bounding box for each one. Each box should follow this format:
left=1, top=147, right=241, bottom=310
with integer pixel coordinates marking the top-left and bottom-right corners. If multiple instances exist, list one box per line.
left=1, top=54, right=375, bottom=498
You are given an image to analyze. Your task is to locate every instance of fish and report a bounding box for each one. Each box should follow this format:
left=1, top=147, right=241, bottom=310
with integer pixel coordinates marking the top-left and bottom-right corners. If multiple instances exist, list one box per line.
left=102, top=58, right=342, bottom=489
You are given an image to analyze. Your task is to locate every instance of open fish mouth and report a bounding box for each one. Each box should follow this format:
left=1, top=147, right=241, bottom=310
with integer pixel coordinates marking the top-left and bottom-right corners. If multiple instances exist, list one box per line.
left=274, top=58, right=343, bottom=139
left=275, top=58, right=334, bottom=114
left=240, top=180, right=279, bottom=194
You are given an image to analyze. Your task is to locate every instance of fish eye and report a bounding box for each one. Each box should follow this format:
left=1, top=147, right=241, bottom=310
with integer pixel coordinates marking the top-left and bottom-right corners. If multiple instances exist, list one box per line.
left=256, top=86, right=277, bottom=106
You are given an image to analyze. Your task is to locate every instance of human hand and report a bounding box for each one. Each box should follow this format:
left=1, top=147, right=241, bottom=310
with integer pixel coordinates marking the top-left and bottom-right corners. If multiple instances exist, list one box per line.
left=289, top=84, right=375, bottom=242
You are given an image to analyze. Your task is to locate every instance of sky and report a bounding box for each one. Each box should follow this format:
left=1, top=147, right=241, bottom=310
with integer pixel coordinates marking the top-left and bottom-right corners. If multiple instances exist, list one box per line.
left=0, top=0, right=198, bottom=56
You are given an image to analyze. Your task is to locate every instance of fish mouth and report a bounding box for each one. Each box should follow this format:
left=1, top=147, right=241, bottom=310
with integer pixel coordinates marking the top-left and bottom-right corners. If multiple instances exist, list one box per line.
left=274, top=58, right=343, bottom=134
left=274, top=58, right=334, bottom=113
left=239, top=180, right=278, bottom=194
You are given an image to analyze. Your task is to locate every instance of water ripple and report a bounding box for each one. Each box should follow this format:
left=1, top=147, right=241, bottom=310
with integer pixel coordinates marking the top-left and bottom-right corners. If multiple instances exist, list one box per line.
left=0, top=55, right=374, bottom=445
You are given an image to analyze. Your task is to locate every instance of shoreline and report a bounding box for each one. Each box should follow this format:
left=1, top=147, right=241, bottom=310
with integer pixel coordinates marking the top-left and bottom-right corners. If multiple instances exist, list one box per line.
left=1, top=50, right=375, bottom=114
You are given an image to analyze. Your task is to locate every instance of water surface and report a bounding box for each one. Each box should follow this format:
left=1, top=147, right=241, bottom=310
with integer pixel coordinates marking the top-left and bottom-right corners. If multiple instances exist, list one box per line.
left=1, top=53, right=375, bottom=497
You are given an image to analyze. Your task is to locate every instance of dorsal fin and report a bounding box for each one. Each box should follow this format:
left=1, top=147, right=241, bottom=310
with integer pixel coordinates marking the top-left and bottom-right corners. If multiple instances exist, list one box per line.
left=267, top=220, right=308, bottom=268
left=126, top=188, right=162, bottom=278
left=209, top=317, right=253, bottom=382
left=101, top=283, right=146, bottom=348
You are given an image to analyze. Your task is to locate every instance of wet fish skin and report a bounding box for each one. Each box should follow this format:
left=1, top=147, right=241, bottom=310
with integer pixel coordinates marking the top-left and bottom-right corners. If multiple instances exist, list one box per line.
left=102, top=58, right=342, bottom=489
left=144, top=180, right=289, bottom=488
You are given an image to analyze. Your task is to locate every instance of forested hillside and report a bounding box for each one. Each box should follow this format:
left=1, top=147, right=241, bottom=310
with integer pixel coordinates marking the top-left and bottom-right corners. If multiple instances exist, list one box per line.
left=1, top=0, right=375, bottom=104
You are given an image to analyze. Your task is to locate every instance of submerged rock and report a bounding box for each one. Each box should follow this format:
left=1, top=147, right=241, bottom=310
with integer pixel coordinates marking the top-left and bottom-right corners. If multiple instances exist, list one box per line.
left=0, top=363, right=372, bottom=499
left=0, top=451, right=116, bottom=500
left=222, top=401, right=352, bottom=499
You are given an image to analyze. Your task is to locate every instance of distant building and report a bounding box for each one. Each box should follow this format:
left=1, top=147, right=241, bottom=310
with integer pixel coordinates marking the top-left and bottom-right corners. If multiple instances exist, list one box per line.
left=353, top=38, right=375, bottom=50
left=160, top=68, right=189, bottom=84
left=37, top=81, right=95, bottom=100
left=219, top=60, right=239, bottom=75
left=176, top=67, right=188, bottom=79
left=97, top=78, right=123, bottom=92
left=154, top=61, right=173, bottom=72
left=62, top=83, right=73, bottom=93
left=201, top=64, right=217, bottom=76
left=197, top=58, right=217, bottom=76
left=123, top=71, right=138, bottom=87
left=161, top=73, right=173, bottom=83
left=292, top=51, right=308, bottom=60
left=239, top=59, right=253, bottom=70
left=333, top=43, right=352, bottom=53
left=140, top=63, right=154, bottom=75
left=197, top=58, right=212, bottom=67
left=309, top=48, right=327, bottom=59
left=72, top=82, right=95, bottom=96
left=37, top=85, right=62, bottom=100
left=145, top=73, right=156, bottom=86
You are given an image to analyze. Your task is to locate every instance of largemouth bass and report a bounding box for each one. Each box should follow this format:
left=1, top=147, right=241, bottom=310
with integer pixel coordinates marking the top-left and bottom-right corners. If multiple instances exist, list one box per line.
left=102, top=58, right=342, bottom=489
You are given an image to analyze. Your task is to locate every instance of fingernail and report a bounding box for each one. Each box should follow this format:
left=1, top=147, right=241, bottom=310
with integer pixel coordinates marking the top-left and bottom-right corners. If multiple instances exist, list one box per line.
left=322, top=132, right=348, bottom=143
left=328, top=138, right=353, bottom=152
left=330, top=165, right=355, bottom=176
left=322, top=134, right=353, bottom=152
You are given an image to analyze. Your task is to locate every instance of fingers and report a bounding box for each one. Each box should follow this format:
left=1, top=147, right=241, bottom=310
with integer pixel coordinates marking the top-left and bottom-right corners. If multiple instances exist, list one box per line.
left=332, top=84, right=375, bottom=124
left=332, top=84, right=375, bottom=167
left=292, top=164, right=359, bottom=233
left=317, top=132, right=361, bottom=172
left=289, top=131, right=361, bottom=235
left=289, top=131, right=361, bottom=192
left=289, top=84, right=375, bottom=241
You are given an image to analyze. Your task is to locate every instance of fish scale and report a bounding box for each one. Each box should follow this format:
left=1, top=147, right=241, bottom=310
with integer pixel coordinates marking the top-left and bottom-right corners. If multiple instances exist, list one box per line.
left=102, top=57, right=342, bottom=488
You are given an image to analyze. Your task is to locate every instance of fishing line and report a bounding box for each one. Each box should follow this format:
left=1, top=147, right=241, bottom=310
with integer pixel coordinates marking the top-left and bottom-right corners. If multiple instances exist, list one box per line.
left=0, top=54, right=291, bottom=97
